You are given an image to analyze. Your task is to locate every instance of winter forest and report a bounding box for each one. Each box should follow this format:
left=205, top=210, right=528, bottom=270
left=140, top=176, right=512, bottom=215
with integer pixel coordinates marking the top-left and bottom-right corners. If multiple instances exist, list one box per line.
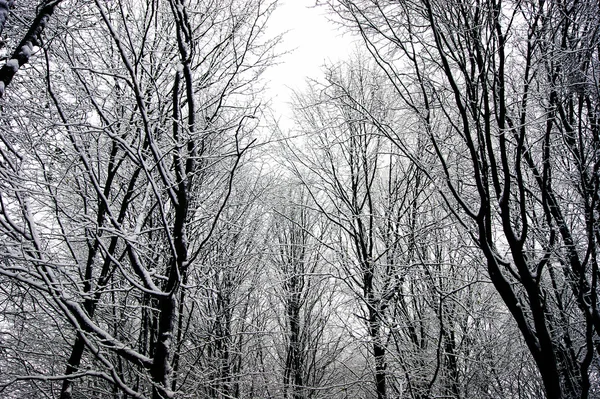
left=0, top=0, right=599, bottom=398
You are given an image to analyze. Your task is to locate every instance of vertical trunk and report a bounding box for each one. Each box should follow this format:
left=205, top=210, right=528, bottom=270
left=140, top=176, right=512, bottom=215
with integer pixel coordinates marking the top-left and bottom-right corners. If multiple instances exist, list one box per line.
left=170, top=282, right=188, bottom=393
left=57, top=147, right=139, bottom=398
left=363, top=251, right=386, bottom=399
left=369, top=314, right=387, bottom=399
left=369, top=315, right=387, bottom=399
left=60, top=337, right=86, bottom=399
left=221, top=301, right=233, bottom=399
left=60, top=253, right=102, bottom=399
left=443, top=328, right=460, bottom=398
left=151, top=293, right=178, bottom=399
left=484, top=251, right=563, bottom=399
left=284, top=296, right=303, bottom=399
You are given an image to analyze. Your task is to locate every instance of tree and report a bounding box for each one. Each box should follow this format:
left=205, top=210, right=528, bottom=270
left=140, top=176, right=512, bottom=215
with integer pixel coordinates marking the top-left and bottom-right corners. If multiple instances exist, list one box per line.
left=288, top=61, right=396, bottom=398
left=268, top=184, right=348, bottom=398
left=179, top=170, right=280, bottom=399
left=287, top=57, right=495, bottom=398
left=328, top=0, right=600, bottom=397
left=0, top=0, right=278, bottom=397
left=286, top=56, right=539, bottom=398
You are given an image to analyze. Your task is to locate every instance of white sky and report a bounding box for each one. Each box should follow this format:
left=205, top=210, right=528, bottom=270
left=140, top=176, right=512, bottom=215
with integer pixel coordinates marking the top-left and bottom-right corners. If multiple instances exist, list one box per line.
left=263, top=0, right=356, bottom=124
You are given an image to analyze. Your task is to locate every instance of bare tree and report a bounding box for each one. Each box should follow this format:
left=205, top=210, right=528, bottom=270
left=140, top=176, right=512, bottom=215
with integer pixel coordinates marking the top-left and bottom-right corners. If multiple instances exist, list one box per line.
left=289, top=61, right=393, bottom=398
left=268, top=184, right=348, bottom=398
left=0, top=0, right=278, bottom=398
left=171, top=181, right=278, bottom=397
left=286, top=58, right=480, bottom=398
left=287, top=57, right=534, bottom=398
left=327, top=0, right=600, bottom=397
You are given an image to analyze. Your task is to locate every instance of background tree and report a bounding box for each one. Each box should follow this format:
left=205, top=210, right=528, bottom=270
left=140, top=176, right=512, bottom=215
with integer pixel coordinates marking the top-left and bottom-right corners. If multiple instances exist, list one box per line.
left=268, top=184, right=349, bottom=398
left=285, top=58, right=522, bottom=398
left=177, top=174, right=273, bottom=398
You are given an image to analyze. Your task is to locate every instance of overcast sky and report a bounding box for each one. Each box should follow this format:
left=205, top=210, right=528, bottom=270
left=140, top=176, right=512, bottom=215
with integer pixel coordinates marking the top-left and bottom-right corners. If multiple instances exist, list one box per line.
left=263, top=1, right=356, bottom=123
